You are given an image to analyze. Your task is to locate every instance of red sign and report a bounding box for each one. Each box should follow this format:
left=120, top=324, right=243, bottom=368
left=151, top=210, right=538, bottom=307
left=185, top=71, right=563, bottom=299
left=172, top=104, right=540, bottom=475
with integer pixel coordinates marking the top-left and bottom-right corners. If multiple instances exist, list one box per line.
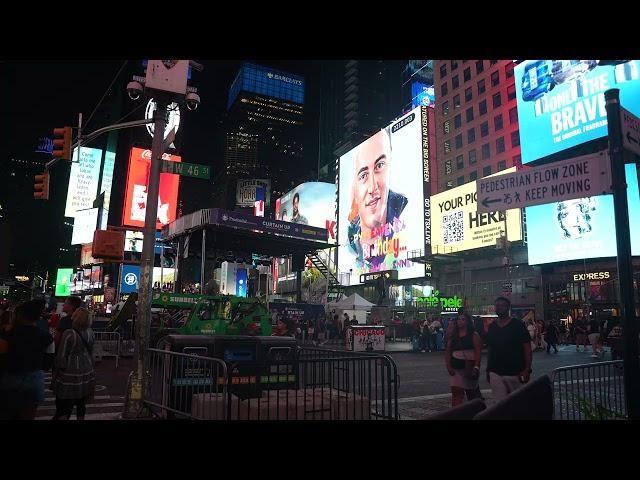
left=92, top=230, right=125, bottom=260
left=122, top=147, right=181, bottom=230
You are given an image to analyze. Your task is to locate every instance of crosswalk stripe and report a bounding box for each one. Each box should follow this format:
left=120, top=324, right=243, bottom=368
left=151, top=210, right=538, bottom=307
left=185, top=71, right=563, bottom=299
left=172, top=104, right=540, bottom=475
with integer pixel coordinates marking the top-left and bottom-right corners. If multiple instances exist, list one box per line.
left=35, top=412, right=123, bottom=420
left=41, top=395, right=119, bottom=403
left=36, top=402, right=124, bottom=412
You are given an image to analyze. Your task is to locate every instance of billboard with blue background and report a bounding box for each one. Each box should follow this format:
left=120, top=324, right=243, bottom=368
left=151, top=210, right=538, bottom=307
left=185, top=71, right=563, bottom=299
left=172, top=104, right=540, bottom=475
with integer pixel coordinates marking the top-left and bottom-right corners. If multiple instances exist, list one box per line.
left=526, top=164, right=640, bottom=264
left=120, top=264, right=140, bottom=294
left=228, top=63, right=304, bottom=109
left=515, top=60, right=640, bottom=164
left=411, top=82, right=435, bottom=108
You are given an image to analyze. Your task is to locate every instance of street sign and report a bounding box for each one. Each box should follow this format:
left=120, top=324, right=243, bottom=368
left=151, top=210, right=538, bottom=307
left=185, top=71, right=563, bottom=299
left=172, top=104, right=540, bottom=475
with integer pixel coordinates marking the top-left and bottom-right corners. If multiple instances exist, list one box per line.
left=621, top=107, right=640, bottom=157
left=477, top=150, right=612, bottom=213
left=161, top=160, right=211, bottom=180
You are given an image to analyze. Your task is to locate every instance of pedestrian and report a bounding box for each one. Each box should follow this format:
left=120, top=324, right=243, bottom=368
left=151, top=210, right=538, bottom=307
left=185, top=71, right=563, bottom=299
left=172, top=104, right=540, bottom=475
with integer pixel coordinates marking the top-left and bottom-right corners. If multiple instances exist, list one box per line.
left=558, top=321, right=567, bottom=345
left=431, top=318, right=443, bottom=351
left=55, top=296, right=83, bottom=350
left=545, top=320, right=559, bottom=354
left=52, top=307, right=95, bottom=420
left=485, top=297, right=533, bottom=401
left=421, top=319, right=432, bottom=352
left=271, top=316, right=295, bottom=337
left=574, top=316, right=589, bottom=352
left=445, top=311, right=482, bottom=407
left=526, top=318, right=536, bottom=351
left=588, top=316, right=601, bottom=358
left=0, top=301, right=54, bottom=420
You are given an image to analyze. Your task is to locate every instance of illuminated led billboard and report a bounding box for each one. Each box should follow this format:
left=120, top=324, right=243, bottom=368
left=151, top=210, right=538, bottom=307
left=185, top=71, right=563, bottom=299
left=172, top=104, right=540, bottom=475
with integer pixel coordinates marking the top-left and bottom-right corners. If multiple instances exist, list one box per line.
left=337, top=106, right=434, bottom=285
left=515, top=60, right=640, bottom=164
left=65, top=147, right=103, bottom=218
left=122, top=147, right=181, bottom=230
left=526, top=163, right=640, bottom=264
left=276, top=182, right=336, bottom=243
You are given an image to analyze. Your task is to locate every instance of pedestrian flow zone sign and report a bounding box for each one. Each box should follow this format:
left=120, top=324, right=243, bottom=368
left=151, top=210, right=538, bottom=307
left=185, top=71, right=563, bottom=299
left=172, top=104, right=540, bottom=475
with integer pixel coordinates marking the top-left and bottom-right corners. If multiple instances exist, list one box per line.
left=621, top=107, right=640, bottom=157
left=476, top=150, right=612, bottom=213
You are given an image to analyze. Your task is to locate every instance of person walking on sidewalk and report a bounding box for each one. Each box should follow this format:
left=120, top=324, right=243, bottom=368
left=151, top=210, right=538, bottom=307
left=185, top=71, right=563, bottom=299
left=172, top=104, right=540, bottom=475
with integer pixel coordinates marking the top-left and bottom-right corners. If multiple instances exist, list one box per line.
left=588, top=317, right=601, bottom=358
left=445, top=312, right=482, bottom=407
left=574, top=316, right=588, bottom=352
left=545, top=320, right=559, bottom=354
left=485, top=297, right=533, bottom=401
left=52, top=308, right=95, bottom=420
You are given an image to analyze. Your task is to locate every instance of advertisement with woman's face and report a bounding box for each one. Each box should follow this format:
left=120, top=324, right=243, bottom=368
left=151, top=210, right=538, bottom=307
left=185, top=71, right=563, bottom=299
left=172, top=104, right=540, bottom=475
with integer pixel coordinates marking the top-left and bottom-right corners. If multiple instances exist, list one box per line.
left=337, top=107, right=428, bottom=285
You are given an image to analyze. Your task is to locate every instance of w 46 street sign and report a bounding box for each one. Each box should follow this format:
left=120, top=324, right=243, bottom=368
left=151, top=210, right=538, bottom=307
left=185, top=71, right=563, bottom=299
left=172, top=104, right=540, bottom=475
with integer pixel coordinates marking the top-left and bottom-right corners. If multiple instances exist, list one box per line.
left=161, top=160, right=210, bottom=180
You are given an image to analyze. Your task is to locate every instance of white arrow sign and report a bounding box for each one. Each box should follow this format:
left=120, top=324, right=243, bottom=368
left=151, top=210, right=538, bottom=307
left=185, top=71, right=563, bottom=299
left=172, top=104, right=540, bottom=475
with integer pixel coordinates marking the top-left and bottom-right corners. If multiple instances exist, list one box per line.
left=621, top=107, right=640, bottom=157
left=477, top=150, right=612, bottom=213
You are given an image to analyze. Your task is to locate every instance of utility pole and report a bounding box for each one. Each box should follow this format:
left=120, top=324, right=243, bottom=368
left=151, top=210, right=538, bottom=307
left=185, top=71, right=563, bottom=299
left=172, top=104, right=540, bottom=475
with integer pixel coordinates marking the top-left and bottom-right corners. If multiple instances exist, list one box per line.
left=605, top=88, right=640, bottom=419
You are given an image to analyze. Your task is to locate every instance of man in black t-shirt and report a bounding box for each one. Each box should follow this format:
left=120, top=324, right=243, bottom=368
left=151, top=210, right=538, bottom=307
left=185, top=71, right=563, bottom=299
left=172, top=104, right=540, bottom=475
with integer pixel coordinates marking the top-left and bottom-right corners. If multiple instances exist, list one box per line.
left=587, top=317, right=601, bottom=358
left=485, top=297, right=533, bottom=401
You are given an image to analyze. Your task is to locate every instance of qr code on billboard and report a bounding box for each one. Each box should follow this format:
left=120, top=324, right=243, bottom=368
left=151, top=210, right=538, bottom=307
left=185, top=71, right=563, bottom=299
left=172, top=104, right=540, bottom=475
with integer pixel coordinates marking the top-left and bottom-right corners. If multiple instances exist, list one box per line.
left=443, top=211, right=464, bottom=244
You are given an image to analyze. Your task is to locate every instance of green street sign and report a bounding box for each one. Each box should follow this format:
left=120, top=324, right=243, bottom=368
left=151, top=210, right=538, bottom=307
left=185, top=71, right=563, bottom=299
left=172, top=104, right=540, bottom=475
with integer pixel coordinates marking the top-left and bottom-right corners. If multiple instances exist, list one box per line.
left=161, top=160, right=211, bottom=180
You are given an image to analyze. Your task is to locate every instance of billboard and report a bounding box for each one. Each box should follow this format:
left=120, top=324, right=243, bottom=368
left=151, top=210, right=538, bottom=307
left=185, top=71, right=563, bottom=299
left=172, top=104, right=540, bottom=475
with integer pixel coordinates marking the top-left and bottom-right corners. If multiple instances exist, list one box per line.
left=153, top=267, right=175, bottom=287
left=80, top=244, right=98, bottom=266
left=276, top=182, right=336, bottom=243
left=411, top=82, right=435, bottom=108
left=515, top=60, right=640, bottom=164
left=71, top=208, right=99, bottom=245
left=337, top=106, right=433, bottom=285
left=123, top=147, right=181, bottom=230
left=236, top=179, right=271, bottom=207
left=228, top=63, right=304, bottom=109
left=65, top=147, right=103, bottom=218
left=99, top=149, right=116, bottom=212
left=54, top=268, right=73, bottom=297
left=526, top=163, right=640, bottom=264
left=120, top=264, right=140, bottom=294
left=124, top=231, right=165, bottom=254
left=430, top=168, right=523, bottom=253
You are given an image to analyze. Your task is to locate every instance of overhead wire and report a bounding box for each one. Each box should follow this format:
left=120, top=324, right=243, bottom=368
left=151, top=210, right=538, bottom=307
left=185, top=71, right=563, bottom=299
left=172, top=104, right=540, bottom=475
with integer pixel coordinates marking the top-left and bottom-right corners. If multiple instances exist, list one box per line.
left=83, top=60, right=129, bottom=131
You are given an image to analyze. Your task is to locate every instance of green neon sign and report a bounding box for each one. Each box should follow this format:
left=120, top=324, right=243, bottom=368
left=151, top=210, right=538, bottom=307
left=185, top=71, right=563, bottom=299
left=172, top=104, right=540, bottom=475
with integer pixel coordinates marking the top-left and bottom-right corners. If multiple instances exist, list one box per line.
left=415, top=291, right=462, bottom=309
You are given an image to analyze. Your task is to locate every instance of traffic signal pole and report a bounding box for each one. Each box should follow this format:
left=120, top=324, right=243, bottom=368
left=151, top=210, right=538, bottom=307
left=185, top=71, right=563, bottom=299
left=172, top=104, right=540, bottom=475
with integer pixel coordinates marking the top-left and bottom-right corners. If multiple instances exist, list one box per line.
left=604, top=89, right=640, bottom=419
left=124, top=98, right=168, bottom=418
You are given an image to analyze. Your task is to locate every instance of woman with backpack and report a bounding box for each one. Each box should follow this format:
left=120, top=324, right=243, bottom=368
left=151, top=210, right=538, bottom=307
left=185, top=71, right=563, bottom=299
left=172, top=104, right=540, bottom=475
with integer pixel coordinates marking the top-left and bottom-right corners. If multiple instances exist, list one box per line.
left=52, top=307, right=95, bottom=420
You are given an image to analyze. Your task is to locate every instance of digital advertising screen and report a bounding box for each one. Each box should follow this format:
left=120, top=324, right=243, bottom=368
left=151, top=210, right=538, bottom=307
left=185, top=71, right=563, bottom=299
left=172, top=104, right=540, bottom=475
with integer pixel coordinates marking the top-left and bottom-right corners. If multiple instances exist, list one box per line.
left=526, top=163, right=640, bottom=264
left=411, top=82, right=435, bottom=108
left=275, top=182, right=336, bottom=243
left=91, top=265, right=103, bottom=288
left=65, top=147, right=103, bottom=218
left=430, top=168, right=522, bottom=253
left=120, top=264, right=140, bottom=294
left=71, top=208, right=99, bottom=245
left=515, top=60, right=640, bottom=164
left=152, top=267, right=175, bottom=287
left=122, top=147, right=181, bottom=230
left=99, top=149, right=116, bottom=212
left=337, top=106, right=433, bottom=285
left=124, top=230, right=144, bottom=252
left=80, top=244, right=98, bottom=266
left=54, top=268, right=73, bottom=297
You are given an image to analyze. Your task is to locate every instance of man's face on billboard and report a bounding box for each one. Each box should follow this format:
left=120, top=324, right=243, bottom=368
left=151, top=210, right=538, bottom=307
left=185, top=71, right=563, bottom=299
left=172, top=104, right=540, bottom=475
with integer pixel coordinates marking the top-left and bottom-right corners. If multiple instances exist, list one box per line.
left=353, top=130, right=391, bottom=230
left=557, top=199, right=595, bottom=239
left=293, top=196, right=299, bottom=215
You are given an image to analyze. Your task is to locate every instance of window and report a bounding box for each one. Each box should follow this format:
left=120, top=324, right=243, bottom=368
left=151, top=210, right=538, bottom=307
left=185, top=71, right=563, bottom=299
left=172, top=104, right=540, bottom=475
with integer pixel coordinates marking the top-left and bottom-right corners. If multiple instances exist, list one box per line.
left=497, top=160, right=507, bottom=171
left=440, top=64, right=447, bottom=78
left=508, top=87, right=517, bottom=104
left=511, top=130, right=520, bottom=147
left=496, top=136, right=505, bottom=153
left=469, top=170, right=478, bottom=181
left=513, top=154, right=521, bottom=166
left=490, top=60, right=498, bottom=66
left=483, top=165, right=492, bottom=177
left=477, top=79, right=486, bottom=95
left=509, top=106, right=518, bottom=124
left=493, top=92, right=502, bottom=108
left=476, top=60, right=484, bottom=74
left=451, top=60, right=458, bottom=70
left=465, top=87, right=473, bottom=102
left=453, top=94, right=461, bottom=108
left=463, top=67, right=471, bottom=82
left=441, top=82, right=448, bottom=96
left=454, top=114, right=462, bottom=129
left=494, top=114, right=503, bottom=131
left=479, top=100, right=487, bottom=115
left=491, top=71, right=500, bottom=87
left=452, top=75, right=459, bottom=89
left=469, top=149, right=477, bottom=165
left=505, top=62, right=515, bottom=78
left=457, top=175, right=465, bottom=186
left=445, top=159, right=452, bottom=174
left=480, top=121, right=489, bottom=137
left=482, top=143, right=490, bottom=160
left=443, top=120, right=450, bottom=134
left=467, top=128, right=476, bottom=144
left=455, top=134, right=463, bottom=149
left=443, top=100, right=450, bottom=116
left=444, top=140, right=451, bottom=154
left=466, top=107, right=474, bottom=122
left=456, top=154, right=464, bottom=170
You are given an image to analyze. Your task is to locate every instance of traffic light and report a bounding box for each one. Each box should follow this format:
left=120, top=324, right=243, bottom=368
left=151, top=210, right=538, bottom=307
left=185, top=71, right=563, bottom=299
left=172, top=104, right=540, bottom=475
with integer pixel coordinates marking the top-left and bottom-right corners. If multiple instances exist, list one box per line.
left=34, top=171, right=50, bottom=200
left=52, top=126, right=72, bottom=161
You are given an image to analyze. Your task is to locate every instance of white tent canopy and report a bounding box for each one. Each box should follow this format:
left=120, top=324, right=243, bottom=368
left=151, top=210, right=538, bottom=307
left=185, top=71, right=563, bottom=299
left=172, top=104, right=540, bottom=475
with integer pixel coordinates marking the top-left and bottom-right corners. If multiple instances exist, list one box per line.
left=327, top=293, right=375, bottom=311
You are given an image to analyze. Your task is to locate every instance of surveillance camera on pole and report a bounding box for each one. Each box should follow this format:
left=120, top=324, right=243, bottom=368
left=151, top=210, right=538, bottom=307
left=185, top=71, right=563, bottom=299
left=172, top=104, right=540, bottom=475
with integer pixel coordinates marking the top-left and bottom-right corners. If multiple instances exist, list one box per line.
left=123, top=59, right=203, bottom=419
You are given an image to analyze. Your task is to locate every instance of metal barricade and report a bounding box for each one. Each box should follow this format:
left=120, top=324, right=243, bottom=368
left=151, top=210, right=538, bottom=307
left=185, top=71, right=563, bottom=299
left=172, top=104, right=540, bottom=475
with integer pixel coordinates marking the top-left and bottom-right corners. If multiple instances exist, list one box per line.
left=145, top=348, right=228, bottom=419
left=550, top=361, right=626, bottom=420
left=93, top=332, right=121, bottom=368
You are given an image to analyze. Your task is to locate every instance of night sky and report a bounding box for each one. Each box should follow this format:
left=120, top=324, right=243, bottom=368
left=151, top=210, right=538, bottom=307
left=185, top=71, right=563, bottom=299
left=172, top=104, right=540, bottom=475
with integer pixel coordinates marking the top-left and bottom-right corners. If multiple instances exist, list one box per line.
left=2, top=60, right=320, bottom=276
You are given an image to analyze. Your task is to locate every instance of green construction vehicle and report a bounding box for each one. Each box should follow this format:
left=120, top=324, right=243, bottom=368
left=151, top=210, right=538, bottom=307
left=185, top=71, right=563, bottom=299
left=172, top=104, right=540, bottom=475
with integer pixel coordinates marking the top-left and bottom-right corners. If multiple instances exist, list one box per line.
left=148, top=292, right=272, bottom=346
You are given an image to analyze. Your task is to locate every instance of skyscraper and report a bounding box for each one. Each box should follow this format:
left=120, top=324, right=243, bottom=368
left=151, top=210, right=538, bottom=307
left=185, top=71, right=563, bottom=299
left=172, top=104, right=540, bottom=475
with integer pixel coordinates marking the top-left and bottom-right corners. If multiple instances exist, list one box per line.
left=433, top=60, right=521, bottom=192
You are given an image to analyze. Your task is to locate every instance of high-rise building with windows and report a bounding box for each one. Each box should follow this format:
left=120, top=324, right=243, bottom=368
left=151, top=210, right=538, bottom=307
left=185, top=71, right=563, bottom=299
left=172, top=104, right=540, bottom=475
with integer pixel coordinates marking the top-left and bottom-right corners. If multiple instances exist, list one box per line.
left=433, top=60, right=520, bottom=192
